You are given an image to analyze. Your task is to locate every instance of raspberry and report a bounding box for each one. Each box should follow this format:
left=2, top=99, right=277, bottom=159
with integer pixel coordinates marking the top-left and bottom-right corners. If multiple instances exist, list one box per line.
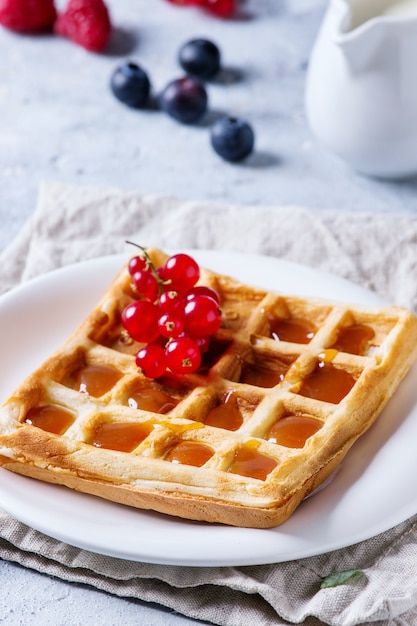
left=55, top=0, right=111, bottom=52
left=204, top=0, right=236, bottom=17
left=0, top=0, right=57, bottom=33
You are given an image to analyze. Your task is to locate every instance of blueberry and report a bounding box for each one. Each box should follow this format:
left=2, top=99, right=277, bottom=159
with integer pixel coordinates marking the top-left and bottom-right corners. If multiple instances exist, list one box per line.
left=110, top=61, right=151, bottom=108
left=178, top=39, right=221, bottom=80
left=210, top=116, right=255, bottom=161
left=159, top=77, right=208, bottom=124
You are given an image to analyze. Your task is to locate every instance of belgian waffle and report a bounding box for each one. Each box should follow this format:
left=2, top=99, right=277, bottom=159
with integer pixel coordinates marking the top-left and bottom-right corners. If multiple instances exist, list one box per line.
left=1, top=248, right=417, bottom=529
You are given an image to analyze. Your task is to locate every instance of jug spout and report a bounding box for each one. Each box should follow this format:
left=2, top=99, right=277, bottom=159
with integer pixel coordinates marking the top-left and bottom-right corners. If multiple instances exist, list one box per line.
left=332, top=0, right=387, bottom=74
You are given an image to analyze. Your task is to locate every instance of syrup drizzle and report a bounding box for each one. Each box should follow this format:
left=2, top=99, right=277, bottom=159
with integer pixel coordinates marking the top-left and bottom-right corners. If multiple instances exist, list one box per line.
left=167, top=441, right=213, bottom=467
left=240, top=359, right=291, bottom=388
left=267, top=414, right=322, bottom=448
left=204, top=390, right=243, bottom=431
left=90, top=422, right=152, bottom=452
left=228, top=445, right=278, bottom=481
left=128, top=387, right=178, bottom=413
left=298, top=361, right=356, bottom=404
left=72, top=364, right=122, bottom=397
left=24, top=404, right=75, bottom=435
left=267, top=314, right=316, bottom=344
left=330, top=323, right=375, bottom=355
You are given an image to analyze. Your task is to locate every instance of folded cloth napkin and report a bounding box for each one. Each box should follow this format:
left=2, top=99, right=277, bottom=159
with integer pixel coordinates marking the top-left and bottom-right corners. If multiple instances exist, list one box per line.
left=1, top=181, right=417, bottom=626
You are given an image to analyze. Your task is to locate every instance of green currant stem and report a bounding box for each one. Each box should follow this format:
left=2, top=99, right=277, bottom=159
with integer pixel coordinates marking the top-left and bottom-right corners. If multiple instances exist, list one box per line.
left=125, top=240, right=166, bottom=296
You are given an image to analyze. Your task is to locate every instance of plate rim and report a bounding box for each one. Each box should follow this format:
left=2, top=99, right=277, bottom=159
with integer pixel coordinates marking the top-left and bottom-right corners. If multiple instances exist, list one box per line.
left=1, top=249, right=416, bottom=567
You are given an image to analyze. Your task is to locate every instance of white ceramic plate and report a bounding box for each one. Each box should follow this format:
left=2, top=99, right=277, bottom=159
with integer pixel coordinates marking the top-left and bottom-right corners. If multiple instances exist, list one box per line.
left=0, top=251, right=416, bottom=567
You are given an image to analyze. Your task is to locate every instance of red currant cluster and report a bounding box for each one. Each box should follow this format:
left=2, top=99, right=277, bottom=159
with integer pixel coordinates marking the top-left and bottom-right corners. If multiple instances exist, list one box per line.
left=122, top=246, right=222, bottom=378
left=165, top=0, right=236, bottom=19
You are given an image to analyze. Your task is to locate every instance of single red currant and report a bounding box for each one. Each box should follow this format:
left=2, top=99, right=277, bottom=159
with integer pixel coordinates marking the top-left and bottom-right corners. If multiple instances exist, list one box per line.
left=165, top=336, right=202, bottom=374
left=184, top=285, right=220, bottom=305
left=158, top=289, right=183, bottom=314
left=183, top=295, right=221, bottom=337
left=121, top=301, right=160, bottom=343
left=135, top=344, right=167, bottom=378
left=194, top=335, right=211, bottom=354
left=132, top=269, right=159, bottom=302
left=158, top=313, right=184, bottom=339
left=128, top=255, right=147, bottom=276
left=156, top=265, right=167, bottom=280
left=161, top=253, right=200, bottom=293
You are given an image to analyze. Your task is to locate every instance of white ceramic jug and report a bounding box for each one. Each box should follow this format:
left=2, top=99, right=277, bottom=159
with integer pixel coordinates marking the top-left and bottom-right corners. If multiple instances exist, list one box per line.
left=305, top=0, right=417, bottom=179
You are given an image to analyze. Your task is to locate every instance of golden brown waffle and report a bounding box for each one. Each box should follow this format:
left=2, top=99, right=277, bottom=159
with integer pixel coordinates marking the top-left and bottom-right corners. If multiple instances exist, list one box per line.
left=1, top=248, right=417, bottom=529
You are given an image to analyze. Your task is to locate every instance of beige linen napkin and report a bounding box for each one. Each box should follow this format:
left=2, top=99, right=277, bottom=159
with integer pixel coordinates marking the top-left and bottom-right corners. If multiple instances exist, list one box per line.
left=1, top=181, right=417, bottom=626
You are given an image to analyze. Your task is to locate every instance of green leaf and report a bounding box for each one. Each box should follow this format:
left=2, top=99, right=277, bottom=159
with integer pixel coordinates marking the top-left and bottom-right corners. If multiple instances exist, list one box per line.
left=320, top=569, right=363, bottom=589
